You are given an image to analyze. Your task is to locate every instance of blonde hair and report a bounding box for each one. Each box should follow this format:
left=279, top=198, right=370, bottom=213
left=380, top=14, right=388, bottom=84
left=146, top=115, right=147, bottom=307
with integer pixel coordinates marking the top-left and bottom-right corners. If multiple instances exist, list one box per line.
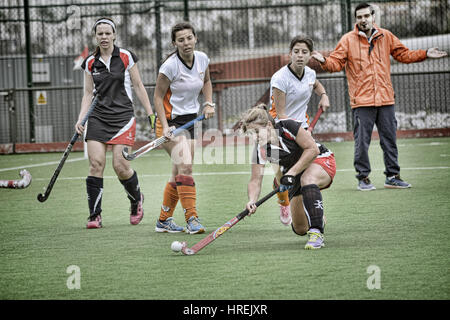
left=239, top=103, right=275, bottom=133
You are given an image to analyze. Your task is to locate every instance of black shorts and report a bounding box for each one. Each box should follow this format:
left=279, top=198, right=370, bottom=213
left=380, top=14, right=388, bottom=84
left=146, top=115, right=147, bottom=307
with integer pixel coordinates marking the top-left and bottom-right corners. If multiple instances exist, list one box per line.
left=86, top=113, right=136, bottom=146
left=156, top=113, right=197, bottom=140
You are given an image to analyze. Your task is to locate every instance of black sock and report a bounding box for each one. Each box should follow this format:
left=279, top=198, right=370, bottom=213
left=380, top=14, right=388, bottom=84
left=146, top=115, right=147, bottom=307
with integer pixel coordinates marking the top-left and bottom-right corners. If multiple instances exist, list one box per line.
left=119, top=171, right=141, bottom=204
left=86, top=176, right=103, bottom=217
left=301, top=184, right=324, bottom=233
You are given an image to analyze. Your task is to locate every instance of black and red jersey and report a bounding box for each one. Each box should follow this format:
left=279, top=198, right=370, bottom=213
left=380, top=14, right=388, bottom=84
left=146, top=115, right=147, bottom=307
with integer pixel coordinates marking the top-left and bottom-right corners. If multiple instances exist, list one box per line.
left=252, top=119, right=332, bottom=174
left=81, top=45, right=138, bottom=119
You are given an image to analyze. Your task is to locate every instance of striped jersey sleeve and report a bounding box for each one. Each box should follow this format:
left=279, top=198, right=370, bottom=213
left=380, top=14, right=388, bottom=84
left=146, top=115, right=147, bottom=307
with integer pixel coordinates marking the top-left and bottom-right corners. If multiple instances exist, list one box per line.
left=81, top=55, right=95, bottom=75
left=119, top=49, right=138, bottom=71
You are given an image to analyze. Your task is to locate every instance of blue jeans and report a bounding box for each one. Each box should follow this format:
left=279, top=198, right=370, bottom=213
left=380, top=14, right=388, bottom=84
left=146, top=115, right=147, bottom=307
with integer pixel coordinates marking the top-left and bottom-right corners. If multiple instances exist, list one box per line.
left=352, top=105, right=400, bottom=180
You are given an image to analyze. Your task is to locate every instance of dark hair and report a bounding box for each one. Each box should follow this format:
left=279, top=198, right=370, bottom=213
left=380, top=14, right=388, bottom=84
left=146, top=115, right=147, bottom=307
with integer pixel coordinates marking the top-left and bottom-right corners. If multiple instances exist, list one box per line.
left=289, top=35, right=314, bottom=52
left=354, top=3, right=374, bottom=17
left=162, top=22, right=197, bottom=63
left=171, top=22, right=196, bottom=42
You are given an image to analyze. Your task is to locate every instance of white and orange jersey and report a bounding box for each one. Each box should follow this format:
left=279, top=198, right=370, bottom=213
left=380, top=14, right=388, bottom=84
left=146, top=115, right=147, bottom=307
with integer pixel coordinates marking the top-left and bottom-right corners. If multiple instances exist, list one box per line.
left=159, top=50, right=210, bottom=120
left=269, top=65, right=316, bottom=128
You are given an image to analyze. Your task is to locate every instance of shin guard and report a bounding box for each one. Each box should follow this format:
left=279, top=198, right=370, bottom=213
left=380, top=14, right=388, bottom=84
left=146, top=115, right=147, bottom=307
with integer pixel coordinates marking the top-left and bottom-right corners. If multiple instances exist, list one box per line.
left=120, top=170, right=141, bottom=204
left=301, top=184, right=325, bottom=233
left=86, top=176, right=103, bottom=217
left=159, top=182, right=179, bottom=221
left=175, top=174, right=197, bottom=222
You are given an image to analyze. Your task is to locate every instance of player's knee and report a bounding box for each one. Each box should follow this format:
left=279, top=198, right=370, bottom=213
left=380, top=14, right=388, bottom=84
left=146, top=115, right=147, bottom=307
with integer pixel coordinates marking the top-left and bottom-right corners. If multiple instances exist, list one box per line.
left=291, top=223, right=308, bottom=236
left=89, top=159, right=105, bottom=176
left=178, top=164, right=193, bottom=176
left=112, top=160, right=130, bottom=178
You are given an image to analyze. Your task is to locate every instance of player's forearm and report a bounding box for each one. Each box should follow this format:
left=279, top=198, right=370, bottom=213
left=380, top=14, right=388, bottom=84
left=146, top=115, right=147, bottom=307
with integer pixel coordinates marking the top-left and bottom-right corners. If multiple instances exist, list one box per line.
left=135, top=83, right=154, bottom=116
left=202, top=79, right=213, bottom=103
left=153, top=97, right=168, bottom=128
left=314, top=81, right=327, bottom=96
left=248, top=165, right=264, bottom=202
left=78, top=93, right=93, bottom=121
left=247, top=180, right=262, bottom=203
left=286, top=148, right=318, bottom=177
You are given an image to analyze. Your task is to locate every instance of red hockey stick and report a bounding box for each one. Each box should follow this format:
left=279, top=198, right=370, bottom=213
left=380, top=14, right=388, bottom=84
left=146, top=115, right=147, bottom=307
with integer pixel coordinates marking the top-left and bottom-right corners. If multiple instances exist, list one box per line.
left=179, top=188, right=279, bottom=255
left=307, top=106, right=324, bottom=132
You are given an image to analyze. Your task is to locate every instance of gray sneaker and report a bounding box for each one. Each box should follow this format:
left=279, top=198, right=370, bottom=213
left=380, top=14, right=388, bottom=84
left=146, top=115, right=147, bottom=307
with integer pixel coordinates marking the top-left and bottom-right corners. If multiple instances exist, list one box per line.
left=384, top=175, right=411, bottom=189
left=186, top=216, right=205, bottom=234
left=358, top=178, right=376, bottom=191
left=155, top=217, right=185, bottom=233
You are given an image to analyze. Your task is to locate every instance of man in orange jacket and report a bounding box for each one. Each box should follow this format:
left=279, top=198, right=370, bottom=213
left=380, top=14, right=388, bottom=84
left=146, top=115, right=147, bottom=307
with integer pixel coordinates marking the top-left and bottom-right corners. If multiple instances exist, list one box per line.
left=312, top=2, right=447, bottom=191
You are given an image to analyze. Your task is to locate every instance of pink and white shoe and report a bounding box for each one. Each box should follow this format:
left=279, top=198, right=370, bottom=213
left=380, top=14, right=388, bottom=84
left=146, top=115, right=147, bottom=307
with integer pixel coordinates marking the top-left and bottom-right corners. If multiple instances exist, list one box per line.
left=279, top=205, right=292, bottom=226
left=86, top=214, right=102, bottom=229
left=130, top=193, right=144, bottom=225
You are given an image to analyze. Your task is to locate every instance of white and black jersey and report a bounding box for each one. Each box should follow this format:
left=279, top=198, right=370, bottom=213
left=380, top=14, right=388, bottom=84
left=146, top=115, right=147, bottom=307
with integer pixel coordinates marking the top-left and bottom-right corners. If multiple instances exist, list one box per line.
left=252, top=119, right=331, bottom=174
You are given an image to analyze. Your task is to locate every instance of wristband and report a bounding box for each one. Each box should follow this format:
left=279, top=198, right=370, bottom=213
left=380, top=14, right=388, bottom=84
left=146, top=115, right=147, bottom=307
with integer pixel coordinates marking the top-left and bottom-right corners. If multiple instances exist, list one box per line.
left=203, top=101, right=216, bottom=108
left=320, top=92, right=327, bottom=97
left=148, top=114, right=156, bottom=129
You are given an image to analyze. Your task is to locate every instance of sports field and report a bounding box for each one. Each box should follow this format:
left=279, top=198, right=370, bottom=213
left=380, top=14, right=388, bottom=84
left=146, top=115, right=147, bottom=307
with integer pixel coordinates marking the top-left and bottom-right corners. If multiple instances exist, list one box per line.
left=0, top=137, right=449, bottom=300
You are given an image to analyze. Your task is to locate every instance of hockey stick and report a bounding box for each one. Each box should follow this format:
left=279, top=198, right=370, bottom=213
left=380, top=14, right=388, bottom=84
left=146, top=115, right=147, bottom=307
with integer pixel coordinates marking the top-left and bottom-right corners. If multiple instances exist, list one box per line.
left=179, top=187, right=280, bottom=256
left=307, top=106, right=323, bottom=132
left=0, top=170, right=32, bottom=189
left=122, top=114, right=205, bottom=161
left=37, top=94, right=99, bottom=202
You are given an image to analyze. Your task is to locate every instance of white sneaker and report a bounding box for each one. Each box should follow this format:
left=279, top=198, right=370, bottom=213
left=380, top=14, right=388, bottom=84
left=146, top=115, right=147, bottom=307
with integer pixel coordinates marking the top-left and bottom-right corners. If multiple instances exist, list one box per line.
left=279, top=205, right=292, bottom=226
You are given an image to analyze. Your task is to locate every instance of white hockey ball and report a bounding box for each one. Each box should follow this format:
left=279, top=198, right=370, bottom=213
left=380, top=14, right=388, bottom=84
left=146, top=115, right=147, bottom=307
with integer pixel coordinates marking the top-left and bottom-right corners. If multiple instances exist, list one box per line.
left=171, top=241, right=183, bottom=252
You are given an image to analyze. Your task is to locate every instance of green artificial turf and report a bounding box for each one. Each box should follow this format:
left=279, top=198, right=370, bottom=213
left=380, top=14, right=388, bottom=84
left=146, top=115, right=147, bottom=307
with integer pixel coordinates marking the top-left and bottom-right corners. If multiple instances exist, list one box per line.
left=0, top=138, right=449, bottom=300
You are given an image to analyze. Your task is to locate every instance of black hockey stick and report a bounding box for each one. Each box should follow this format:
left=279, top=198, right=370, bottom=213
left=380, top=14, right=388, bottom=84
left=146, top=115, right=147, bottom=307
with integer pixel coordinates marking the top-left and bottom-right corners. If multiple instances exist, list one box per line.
left=37, top=94, right=99, bottom=202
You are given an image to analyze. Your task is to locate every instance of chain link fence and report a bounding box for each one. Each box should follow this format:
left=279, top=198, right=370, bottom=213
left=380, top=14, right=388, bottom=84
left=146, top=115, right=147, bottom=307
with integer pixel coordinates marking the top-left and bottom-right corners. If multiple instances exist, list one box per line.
left=1, top=0, right=449, bottom=145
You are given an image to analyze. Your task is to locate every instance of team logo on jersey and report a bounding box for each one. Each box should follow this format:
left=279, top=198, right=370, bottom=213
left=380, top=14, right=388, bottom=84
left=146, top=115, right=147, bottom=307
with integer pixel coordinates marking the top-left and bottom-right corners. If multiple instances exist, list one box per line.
left=199, top=71, right=204, bottom=80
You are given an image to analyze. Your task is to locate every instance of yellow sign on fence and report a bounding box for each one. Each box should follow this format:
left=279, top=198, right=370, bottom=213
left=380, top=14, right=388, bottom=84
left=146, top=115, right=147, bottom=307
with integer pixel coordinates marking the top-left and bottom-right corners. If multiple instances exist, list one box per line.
left=36, top=91, right=47, bottom=105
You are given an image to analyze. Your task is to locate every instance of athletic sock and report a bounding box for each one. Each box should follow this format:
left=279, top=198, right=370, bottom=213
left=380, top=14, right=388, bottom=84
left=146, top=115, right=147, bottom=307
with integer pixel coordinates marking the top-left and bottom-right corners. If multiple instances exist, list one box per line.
left=301, top=184, right=325, bottom=233
left=119, top=170, right=141, bottom=204
left=273, top=177, right=290, bottom=206
left=175, top=174, right=197, bottom=222
left=159, top=182, right=179, bottom=221
left=86, top=176, right=103, bottom=217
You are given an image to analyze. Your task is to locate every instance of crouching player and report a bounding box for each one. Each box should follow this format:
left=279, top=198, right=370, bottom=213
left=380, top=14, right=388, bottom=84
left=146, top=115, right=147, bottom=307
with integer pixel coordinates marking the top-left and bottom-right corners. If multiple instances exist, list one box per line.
left=240, top=104, right=336, bottom=249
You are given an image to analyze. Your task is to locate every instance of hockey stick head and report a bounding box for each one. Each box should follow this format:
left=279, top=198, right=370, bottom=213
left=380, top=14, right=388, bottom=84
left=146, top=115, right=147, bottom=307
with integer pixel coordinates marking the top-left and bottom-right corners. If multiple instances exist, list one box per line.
left=37, top=192, right=47, bottom=202
left=180, top=242, right=196, bottom=256
left=122, top=147, right=136, bottom=161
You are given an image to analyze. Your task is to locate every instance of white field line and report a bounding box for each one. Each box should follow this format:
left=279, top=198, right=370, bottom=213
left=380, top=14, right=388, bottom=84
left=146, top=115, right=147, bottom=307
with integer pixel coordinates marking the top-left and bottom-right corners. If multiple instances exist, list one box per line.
left=0, top=153, right=166, bottom=173
left=22, top=166, right=450, bottom=182
left=0, top=157, right=88, bottom=173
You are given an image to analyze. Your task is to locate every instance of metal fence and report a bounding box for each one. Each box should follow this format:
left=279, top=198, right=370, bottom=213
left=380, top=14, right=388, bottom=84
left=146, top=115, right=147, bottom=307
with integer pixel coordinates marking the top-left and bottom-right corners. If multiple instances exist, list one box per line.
left=1, top=0, right=449, bottom=144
